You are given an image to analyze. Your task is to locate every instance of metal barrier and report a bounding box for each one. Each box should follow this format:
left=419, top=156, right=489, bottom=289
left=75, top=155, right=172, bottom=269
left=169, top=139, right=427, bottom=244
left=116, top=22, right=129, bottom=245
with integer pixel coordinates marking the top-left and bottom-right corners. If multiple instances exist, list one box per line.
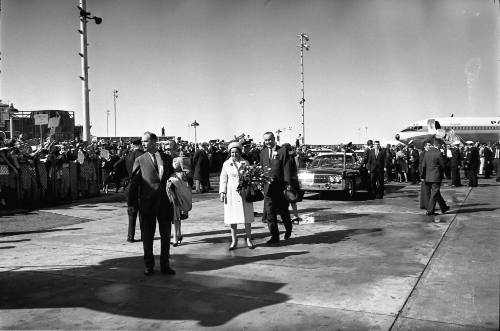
left=0, top=160, right=101, bottom=209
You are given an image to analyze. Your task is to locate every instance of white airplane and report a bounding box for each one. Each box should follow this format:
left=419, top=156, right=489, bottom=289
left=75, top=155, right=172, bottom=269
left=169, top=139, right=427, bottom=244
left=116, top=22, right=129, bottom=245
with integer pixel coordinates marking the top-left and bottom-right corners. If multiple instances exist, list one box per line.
left=395, top=116, right=500, bottom=148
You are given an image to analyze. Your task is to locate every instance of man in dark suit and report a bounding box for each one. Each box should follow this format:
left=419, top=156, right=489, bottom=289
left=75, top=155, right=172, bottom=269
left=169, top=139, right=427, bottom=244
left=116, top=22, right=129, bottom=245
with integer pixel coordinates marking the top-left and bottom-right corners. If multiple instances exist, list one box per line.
left=407, top=145, right=419, bottom=184
left=125, top=139, right=144, bottom=243
left=361, top=140, right=373, bottom=194
left=366, top=140, right=386, bottom=199
left=465, top=141, right=479, bottom=187
left=260, top=132, right=293, bottom=244
left=418, top=143, right=430, bottom=209
left=421, top=138, right=450, bottom=216
left=449, top=141, right=462, bottom=187
left=493, top=142, right=500, bottom=182
left=193, top=142, right=210, bottom=193
left=128, top=132, right=176, bottom=276
left=483, top=144, right=493, bottom=179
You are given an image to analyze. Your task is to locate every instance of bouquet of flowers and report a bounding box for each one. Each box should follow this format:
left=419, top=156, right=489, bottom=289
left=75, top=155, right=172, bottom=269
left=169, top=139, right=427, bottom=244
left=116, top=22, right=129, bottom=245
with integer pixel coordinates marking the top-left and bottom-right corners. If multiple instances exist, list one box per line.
left=236, top=164, right=273, bottom=202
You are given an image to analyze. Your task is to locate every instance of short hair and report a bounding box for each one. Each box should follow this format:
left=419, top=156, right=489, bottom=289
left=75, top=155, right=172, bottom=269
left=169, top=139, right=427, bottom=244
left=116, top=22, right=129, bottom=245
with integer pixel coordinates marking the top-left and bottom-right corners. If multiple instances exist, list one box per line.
left=367, top=140, right=373, bottom=145
left=263, top=132, right=274, bottom=138
left=374, top=140, right=380, bottom=144
left=423, top=139, right=432, bottom=145
left=143, top=132, right=158, bottom=141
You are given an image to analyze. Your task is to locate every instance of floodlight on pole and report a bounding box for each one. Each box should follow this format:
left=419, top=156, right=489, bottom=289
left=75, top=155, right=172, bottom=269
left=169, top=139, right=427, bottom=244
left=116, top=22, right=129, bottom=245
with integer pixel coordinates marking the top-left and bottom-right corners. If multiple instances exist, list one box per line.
left=106, top=109, right=110, bottom=136
left=298, top=33, right=310, bottom=145
left=190, top=120, right=199, bottom=148
left=78, top=0, right=102, bottom=142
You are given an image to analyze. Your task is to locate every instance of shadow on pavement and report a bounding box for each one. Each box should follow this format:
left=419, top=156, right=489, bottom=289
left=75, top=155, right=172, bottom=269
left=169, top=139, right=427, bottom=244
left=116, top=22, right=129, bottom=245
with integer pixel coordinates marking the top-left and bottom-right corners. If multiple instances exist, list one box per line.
left=0, top=227, right=83, bottom=237
left=1, top=252, right=307, bottom=327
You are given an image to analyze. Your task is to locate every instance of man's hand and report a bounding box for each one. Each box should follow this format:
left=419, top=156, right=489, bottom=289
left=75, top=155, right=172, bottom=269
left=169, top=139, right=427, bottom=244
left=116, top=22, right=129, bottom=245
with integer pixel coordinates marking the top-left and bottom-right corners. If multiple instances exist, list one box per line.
left=219, top=192, right=226, bottom=203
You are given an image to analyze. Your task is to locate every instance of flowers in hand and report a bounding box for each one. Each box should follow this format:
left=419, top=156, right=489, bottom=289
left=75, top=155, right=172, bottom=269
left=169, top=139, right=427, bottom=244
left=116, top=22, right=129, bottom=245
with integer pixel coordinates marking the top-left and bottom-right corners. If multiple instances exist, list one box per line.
left=236, top=164, right=273, bottom=192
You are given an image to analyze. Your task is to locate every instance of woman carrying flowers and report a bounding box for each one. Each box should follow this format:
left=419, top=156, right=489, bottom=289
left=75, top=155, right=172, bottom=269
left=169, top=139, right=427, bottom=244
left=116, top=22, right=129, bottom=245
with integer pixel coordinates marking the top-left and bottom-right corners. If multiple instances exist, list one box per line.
left=219, top=141, right=255, bottom=250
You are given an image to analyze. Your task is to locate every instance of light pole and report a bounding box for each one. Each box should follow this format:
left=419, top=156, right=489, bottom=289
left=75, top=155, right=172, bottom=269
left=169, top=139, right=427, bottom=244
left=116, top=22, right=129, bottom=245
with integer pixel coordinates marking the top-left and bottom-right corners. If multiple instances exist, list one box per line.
left=365, top=126, right=368, bottom=141
left=113, top=90, right=118, bottom=137
left=298, top=33, right=310, bottom=145
left=358, top=128, right=361, bottom=142
left=78, top=0, right=102, bottom=142
left=106, top=109, right=110, bottom=136
left=190, top=120, right=199, bottom=149
left=276, top=129, right=282, bottom=143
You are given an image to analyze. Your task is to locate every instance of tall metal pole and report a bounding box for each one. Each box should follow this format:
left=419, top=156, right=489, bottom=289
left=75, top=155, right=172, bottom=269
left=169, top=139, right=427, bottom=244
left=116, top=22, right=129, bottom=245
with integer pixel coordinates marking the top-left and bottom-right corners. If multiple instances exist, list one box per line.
left=298, top=33, right=310, bottom=145
left=79, top=0, right=90, bottom=142
left=106, top=109, right=110, bottom=136
left=113, top=90, right=118, bottom=137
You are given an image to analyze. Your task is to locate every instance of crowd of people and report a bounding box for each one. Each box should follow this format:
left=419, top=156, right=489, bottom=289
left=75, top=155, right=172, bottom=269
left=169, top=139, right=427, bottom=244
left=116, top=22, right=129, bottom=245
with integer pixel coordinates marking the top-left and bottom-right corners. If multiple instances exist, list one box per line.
left=2, top=129, right=499, bottom=276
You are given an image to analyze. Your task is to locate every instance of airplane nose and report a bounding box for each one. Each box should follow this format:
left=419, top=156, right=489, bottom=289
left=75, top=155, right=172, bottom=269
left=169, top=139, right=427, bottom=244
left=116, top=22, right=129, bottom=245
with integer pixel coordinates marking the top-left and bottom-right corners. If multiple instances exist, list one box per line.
left=395, top=134, right=400, bottom=140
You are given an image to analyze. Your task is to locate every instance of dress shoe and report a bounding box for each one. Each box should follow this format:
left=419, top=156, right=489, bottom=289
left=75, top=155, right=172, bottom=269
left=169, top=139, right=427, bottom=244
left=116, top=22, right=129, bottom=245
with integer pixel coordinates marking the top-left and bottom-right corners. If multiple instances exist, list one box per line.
left=426, top=211, right=438, bottom=216
left=284, top=230, right=292, bottom=240
left=144, top=268, right=155, bottom=276
left=229, top=240, right=238, bottom=251
left=161, top=267, right=176, bottom=275
left=127, top=237, right=134, bottom=243
left=266, top=238, right=280, bottom=245
left=245, top=236, right=255, bottom=249
left=441, top=206, right=450, bottom=214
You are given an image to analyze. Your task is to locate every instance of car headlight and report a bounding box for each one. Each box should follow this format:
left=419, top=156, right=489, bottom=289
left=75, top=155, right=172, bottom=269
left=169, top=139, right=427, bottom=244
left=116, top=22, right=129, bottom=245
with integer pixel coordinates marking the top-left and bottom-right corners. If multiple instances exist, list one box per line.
left=329, top=175, right=342, bottom=183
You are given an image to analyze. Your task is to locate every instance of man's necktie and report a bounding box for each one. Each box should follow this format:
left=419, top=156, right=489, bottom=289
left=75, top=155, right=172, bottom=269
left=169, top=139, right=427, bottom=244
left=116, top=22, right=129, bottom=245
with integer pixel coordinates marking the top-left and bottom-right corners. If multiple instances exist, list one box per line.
left=151, top=153, right=159, bottom=173
left=375, top=149, right=378, bottom=158
left=269, top=148, right=272, bottom=160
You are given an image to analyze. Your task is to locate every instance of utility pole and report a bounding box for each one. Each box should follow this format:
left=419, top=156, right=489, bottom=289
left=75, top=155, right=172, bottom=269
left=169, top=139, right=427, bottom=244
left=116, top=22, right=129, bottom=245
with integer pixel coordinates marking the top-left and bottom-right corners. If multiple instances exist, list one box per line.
left=78, top=0, right=102, bottom=142
left=298, top=33, right=310, bottom=145
left=113, top=89, right=118, bottom=137
left=106, top=109, right=110, bottom=136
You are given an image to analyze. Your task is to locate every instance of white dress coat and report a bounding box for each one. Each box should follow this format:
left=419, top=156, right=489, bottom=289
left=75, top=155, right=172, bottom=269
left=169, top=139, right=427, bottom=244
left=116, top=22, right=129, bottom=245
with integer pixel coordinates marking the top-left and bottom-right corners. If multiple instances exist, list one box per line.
left=219, top=158, right=254, bottom=225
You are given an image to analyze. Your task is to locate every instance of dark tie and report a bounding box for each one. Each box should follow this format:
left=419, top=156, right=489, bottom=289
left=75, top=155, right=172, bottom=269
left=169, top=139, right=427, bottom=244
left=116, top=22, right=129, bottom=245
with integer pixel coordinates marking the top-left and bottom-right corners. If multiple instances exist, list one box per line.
left=269, top=148, right=272, bottom=160
left=151, top=153, right=159, bottom=173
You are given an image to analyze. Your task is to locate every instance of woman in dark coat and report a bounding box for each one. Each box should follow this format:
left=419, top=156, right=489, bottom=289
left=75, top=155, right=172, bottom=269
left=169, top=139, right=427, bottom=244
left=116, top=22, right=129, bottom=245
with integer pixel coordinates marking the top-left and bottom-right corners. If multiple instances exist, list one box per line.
left=193, top=143, right=210, bottom=193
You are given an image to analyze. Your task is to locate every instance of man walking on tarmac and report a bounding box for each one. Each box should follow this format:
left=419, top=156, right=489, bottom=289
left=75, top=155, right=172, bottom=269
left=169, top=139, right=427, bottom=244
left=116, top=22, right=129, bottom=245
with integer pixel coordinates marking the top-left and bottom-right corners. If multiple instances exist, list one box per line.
left=420, top=138, right=450, bottom=216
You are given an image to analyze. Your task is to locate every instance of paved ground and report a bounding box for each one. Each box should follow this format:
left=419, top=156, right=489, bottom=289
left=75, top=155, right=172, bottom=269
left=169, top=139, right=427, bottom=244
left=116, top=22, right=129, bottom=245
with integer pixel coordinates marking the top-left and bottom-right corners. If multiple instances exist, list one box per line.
left=0, top=179, right=499, bottom=330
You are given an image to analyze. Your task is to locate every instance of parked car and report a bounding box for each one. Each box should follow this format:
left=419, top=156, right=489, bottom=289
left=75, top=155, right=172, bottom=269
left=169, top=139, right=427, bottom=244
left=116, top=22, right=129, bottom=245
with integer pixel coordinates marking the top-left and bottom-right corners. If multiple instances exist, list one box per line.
left=297, top=152, right=369, bottom=198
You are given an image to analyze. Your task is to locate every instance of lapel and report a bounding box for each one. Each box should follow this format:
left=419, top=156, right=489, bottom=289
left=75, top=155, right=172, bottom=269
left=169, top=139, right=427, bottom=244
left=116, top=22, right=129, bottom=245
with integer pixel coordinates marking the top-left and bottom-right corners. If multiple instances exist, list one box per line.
left=145, top=152, right=161, bottom=180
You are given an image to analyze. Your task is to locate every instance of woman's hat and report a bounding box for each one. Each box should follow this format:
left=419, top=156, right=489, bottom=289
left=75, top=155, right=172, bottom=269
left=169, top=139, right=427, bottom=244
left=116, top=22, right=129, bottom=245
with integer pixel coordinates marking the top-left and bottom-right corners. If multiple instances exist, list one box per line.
left=228, top=141, right=242, bottom=152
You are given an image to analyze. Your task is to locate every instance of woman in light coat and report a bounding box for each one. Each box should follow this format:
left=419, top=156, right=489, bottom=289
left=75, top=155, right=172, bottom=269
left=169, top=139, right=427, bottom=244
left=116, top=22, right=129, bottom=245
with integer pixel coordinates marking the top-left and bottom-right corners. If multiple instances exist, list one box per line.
left=219, top=142, right=255, bottom=250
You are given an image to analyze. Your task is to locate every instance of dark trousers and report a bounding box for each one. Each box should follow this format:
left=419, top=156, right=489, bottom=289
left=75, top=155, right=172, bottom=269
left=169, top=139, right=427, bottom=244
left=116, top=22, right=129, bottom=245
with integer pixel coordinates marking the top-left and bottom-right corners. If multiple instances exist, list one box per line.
left=127, top=206, right=143, bottom=240
left=263, top=185, right=292, bottom=240
left=494, top=159, right=500, bottom=180
left=468, top=167, right=478, bottom=187
left=370, top=170, right=385, bottom=198
left=419, top=181, right=428, bottom=209
left=425, top=182, right=447, bottom=213
left=140, top=204, right=172, bottom=270
left=450, top=165, right=461, bottom=186
left=408, top=165, right=418, bottom=183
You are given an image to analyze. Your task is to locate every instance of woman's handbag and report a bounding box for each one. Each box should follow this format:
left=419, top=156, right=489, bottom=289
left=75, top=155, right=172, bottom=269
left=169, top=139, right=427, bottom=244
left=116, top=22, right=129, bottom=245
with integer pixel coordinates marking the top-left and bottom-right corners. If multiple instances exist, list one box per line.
left=240, top=185, right=264, bottom=203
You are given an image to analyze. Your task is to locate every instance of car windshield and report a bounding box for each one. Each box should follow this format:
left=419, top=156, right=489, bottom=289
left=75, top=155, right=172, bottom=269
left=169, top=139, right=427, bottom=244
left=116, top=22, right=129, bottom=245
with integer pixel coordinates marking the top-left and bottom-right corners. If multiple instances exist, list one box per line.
left=309, top=155, right=356, bottom=168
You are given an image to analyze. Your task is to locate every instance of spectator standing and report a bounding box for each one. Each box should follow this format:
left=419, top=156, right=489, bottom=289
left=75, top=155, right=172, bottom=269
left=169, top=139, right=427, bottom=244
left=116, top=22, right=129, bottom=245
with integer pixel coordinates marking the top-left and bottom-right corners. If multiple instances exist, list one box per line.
left=450, top=141, right=462, bottom=187
left=366, top=140, right=387, bottom=199
left=193, top=142, right=210, bottom=193
left=125, top=139, right=144, bottom=243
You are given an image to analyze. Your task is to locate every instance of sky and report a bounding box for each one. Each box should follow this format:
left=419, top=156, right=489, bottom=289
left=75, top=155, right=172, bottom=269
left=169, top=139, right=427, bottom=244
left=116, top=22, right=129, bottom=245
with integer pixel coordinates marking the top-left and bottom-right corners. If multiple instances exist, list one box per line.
left=0, top=0, right=498, bottom=144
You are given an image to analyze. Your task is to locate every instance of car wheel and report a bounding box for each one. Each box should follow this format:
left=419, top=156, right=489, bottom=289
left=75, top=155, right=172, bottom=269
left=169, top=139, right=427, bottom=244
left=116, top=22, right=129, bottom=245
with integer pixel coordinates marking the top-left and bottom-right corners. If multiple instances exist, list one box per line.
left=346, top=179, right=356, bottom=199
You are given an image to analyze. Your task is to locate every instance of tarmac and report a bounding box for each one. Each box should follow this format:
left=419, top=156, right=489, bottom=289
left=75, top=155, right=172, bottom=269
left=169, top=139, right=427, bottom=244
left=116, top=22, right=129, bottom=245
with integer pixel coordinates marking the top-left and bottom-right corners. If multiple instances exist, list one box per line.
left=0, top=180, right=499, bottom=330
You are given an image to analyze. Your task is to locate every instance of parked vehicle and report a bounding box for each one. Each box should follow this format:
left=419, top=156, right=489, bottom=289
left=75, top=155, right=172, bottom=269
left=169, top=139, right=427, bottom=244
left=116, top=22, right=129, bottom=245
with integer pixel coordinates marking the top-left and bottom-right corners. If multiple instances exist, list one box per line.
left=297, top=152, right=369, bottom=199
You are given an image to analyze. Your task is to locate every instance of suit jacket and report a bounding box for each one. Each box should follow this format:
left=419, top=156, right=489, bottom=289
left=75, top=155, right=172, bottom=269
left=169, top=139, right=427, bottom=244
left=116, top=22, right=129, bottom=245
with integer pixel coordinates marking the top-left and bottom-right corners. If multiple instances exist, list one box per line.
left=366, top=148, right=386, bottom=172
left=450, top=147, right=461, bottom=167
left=407, top=149, right=419, bottom=169
left=418, top=150, right=426, bottom=176
left=421, top=147, right=445, bottom=183
left=126, top=149, right=144, bottom=177
left=466, top=147, right=480, bottom=169
left=259, top=145, right=292, bottom=192
left=127, top=151, right=175, bottom=212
